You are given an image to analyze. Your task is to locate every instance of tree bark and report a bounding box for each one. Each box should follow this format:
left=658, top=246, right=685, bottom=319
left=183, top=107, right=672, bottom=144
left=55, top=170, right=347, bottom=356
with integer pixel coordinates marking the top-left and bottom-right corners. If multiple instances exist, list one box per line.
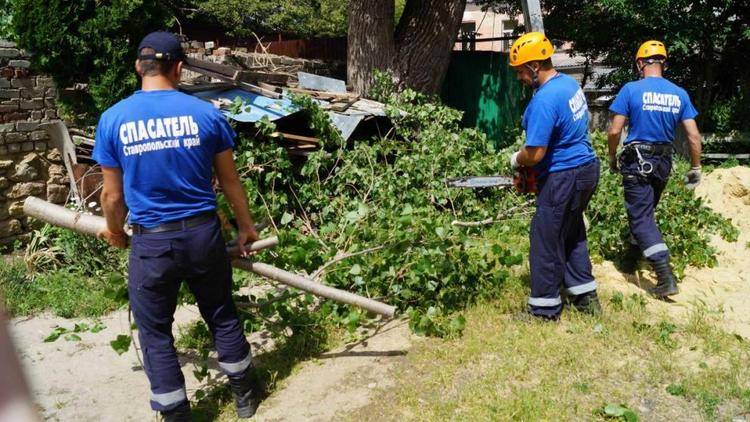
left=347, top=0, right=466, bottom=95
left=393, top=0, right=466, bottom=94
left=347, top=0, right=395, bottom=95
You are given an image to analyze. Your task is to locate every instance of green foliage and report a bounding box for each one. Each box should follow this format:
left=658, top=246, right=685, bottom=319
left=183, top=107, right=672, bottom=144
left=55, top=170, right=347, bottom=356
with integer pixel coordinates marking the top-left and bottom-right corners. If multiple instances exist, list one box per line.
left=196, top=0, right=348, bottom=38
left=586, top=132, right=738, bottom=277
left=10, top=0, right=177, bottom=119
left=43, top=321, right=106, bottom=342
left=594, top=403, right=638, bottom=421
left=0, top=0, right=13, bottom=39
left=0, top=264, right=122, bottom=318
left=0, top=225, right=127, bottom=317
left=110, top=334, right=131, bottom=355
left=225, top=74, right=531, bottom=336
left=544, top=0, right=750, bottom=132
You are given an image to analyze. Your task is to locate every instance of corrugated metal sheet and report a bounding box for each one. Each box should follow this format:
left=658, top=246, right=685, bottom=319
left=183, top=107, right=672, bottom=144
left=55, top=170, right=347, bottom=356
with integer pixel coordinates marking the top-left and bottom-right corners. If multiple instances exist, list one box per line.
left=192, top=88, right=298, bottom=123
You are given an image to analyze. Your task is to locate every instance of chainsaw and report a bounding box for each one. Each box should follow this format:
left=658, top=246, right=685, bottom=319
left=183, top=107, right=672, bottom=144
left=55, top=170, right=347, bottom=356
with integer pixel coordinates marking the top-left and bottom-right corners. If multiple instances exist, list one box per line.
left=446, top=167, right=538, bottom=194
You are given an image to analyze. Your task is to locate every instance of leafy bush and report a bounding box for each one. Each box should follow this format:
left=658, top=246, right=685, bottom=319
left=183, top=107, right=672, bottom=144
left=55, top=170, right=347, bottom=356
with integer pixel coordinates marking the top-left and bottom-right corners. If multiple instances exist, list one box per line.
left=222, top=79, right=531, bottom=336
left=10, top=0, right=176, bottom=119
left=1, top=258, right=122, bottom=317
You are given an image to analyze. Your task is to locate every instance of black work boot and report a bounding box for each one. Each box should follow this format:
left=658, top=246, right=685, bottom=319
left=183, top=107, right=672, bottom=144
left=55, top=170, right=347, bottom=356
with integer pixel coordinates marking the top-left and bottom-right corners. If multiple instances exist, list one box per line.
left=160, top=401, right=191, bottom=422
left=571, top=291, right=602, bottom=315
left=649, top=259, right=679, bottom=298
left=228, top=368, right=263, bottom=418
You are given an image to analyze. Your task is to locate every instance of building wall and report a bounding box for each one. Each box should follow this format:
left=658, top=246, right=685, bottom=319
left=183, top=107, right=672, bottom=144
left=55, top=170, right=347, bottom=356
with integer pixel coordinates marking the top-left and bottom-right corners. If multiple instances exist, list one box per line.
left=455, top=4, right=523, bottom=52
left=0, top=39, right=67, bottom=246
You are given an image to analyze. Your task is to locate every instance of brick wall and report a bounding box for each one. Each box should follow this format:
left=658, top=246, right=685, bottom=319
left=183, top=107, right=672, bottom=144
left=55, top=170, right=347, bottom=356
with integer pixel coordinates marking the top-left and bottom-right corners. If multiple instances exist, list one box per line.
left=0, top=39, right=68, bottom=246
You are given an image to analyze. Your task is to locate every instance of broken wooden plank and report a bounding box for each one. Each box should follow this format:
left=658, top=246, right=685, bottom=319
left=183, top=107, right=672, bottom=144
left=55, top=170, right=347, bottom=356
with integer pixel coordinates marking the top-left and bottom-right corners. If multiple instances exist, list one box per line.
left=178, top=82, right=234, bottom=93
left=183, top=63, right=283, bottom=99
left=184, top=57, right=242, bottom=79
left=269, top=132, right=320, bottom=145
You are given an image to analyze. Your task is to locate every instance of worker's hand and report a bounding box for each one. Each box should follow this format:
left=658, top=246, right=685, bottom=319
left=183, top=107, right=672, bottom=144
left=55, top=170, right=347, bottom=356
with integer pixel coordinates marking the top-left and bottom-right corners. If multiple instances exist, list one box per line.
left=236, top=225, right=260, bottom=257
left=510, top=151, right=522, bottom=170
left=684, top=166, right=702, bottom=189
left=608, top=154, right=619, bottom=173
left=97, top=228, right=129, bottom=249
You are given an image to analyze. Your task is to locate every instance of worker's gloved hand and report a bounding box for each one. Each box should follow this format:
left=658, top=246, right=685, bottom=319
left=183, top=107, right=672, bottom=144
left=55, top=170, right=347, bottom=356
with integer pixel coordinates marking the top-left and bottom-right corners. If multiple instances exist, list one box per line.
left=510, top=151, right=521, bottom=170
left=684, top=166, right=702, bottom=189
left=608, top=154, right=619, bottom=173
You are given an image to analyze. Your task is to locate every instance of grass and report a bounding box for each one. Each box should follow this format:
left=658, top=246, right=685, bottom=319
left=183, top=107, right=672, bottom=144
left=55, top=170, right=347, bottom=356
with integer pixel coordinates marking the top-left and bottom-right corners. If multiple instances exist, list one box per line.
left=0, top=258, right=121, bottom=318
left=349, top=276, right=750, bottom=421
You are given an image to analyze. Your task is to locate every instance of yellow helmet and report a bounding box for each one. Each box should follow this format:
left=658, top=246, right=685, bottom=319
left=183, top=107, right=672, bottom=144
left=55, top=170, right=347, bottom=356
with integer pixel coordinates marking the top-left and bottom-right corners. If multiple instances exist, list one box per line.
left=636, top=40, right=667, bottom=60
left=509, top=32, right=555, bottom=67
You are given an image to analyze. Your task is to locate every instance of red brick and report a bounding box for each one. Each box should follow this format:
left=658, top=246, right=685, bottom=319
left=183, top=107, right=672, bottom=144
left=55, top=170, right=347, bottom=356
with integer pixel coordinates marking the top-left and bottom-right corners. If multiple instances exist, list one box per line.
left=14, top=68, right=29, bottom=78
left=0, top=104, right=17, bottom=113
left=0, top=67, right=13, bottom=78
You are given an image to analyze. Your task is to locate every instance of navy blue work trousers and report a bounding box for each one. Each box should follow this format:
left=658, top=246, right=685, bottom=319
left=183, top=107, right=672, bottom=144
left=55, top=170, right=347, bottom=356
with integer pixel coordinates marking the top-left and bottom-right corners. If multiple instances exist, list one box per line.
left=528, top=159, right=600, bottom=317
left=620, top=151, right=672, bottom=263
left=128, top=216, right=251, bottom=411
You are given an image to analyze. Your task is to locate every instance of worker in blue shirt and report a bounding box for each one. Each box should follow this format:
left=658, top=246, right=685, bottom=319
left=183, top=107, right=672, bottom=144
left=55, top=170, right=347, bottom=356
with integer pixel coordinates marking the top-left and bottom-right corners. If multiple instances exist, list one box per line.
left=607, top=40, right=702, bottom=298
left=508, top=32, right=601, bottom=320
left=94, top=32, right=261, bottom=421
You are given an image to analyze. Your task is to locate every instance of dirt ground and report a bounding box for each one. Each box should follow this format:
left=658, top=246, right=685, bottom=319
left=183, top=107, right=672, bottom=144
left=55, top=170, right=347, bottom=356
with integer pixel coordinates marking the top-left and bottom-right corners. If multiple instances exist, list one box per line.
left=9, top=305, right=411, bottom=421
left=8, top=166, right=750, bottom=421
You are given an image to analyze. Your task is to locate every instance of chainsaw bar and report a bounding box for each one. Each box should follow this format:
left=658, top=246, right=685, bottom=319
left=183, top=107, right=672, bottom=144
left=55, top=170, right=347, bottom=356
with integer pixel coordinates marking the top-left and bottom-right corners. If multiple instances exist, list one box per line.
left=446, top=176, right=514, bottom=188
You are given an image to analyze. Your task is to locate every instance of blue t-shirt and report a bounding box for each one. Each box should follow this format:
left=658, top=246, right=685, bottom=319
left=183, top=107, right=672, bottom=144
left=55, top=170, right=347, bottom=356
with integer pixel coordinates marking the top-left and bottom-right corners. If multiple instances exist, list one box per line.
left=609, top=76, right=698, bottom=144
left=93, top=90, right=236, bottom=227
left=522, top=73, right=595, bottom=177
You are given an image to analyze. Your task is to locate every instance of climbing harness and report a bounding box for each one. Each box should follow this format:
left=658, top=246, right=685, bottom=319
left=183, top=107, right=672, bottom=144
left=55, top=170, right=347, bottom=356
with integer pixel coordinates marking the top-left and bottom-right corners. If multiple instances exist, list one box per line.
left=633, top=146, right=654, bottom=176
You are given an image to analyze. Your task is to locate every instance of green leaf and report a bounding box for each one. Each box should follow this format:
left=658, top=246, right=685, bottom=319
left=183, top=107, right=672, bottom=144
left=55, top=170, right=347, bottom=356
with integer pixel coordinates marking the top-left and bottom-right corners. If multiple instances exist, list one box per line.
left=44, top=327, right=67, bottom=343
left=110, top=335, right=131, bottom=355
left=64, top=333, right=82, bottom=342
left=349, top=264, right=362, bottom=275
left=91, top=322, right=107, bottom=333
left=449, top=314, right=466, bottom=333
left=280, top=212, right=294, bottom=225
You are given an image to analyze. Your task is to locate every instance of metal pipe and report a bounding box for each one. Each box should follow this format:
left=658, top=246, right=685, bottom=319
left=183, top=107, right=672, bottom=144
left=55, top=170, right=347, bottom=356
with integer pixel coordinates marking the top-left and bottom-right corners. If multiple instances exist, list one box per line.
left=23, top=197, right=395, bottom=317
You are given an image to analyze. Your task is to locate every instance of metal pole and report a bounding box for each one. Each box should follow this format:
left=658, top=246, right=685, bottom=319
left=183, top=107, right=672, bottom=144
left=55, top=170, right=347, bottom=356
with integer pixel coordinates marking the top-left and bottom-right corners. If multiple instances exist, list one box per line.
left=23, top=197, right=396, bottom=318
left=521, top=0, right=545, bottom=34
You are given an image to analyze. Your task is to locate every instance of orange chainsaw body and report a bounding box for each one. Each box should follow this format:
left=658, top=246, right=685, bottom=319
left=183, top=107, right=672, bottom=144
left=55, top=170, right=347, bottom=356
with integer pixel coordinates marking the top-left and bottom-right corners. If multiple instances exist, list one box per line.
left=513, top=167, right=538, bottom=194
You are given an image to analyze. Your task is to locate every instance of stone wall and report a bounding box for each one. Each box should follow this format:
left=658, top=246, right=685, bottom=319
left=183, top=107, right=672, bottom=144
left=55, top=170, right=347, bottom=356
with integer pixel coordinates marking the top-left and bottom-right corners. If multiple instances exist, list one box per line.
left=0, top=40, right=67, bottom=246
left=182, top=40, right=346, bottom=81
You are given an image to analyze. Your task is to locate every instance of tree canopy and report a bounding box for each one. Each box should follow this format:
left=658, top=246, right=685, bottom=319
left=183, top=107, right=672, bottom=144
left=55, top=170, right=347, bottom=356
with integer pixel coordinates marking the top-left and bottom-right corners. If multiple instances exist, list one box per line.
left=11, top=0, right=179, bottom=119
left=481, top=0, right=750, bottom=132
left=195, top=0, right=349, bottom=38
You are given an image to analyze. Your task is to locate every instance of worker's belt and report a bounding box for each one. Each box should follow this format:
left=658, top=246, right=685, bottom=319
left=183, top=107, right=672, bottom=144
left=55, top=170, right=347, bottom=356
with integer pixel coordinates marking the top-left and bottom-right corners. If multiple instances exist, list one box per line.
left=626, top=142, right=673, bottom=156
left=131, top=212, right=216, bottom=235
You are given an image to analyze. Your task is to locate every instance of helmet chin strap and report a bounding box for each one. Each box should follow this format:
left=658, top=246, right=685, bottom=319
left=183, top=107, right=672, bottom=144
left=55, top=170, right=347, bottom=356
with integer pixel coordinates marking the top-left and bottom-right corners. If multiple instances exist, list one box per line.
left=525, top=63, right=541, bottom=89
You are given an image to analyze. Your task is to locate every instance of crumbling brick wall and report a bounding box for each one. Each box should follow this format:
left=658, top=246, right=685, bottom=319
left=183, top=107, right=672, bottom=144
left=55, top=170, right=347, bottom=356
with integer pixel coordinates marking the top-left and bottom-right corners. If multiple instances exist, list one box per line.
left=0, top=40, right=68, bottom=246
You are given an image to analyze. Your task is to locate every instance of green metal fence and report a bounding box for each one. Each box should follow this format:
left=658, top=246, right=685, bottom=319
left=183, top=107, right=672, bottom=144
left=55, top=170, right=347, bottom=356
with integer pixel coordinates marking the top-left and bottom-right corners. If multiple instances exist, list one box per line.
left=441, top=51, right=530, bottom=148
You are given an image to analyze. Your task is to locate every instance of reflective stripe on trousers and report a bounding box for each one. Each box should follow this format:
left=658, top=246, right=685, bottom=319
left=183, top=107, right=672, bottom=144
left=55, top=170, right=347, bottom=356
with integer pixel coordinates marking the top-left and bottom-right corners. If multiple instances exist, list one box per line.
left=621, top=151, right=672, bottom=263
left=528, top=159, right=600, bottom=317
left=151, top=387, right=187, bottom=407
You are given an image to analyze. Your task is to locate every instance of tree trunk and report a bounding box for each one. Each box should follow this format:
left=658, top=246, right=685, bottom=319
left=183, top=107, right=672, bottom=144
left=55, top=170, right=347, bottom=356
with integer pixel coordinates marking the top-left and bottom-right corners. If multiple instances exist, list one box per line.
left=347, top=0, right=466, bottom=96
left=393, top=0, right=466, bottom=94
left=347, top=1, right=395, bottom=95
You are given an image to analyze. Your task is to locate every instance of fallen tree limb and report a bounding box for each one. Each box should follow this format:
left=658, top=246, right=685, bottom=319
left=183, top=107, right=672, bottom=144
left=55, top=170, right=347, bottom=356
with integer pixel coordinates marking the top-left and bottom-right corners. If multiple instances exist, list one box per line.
left=23, top=197, right=396, bottom=317
left=451, top=199, right=535, bottom=227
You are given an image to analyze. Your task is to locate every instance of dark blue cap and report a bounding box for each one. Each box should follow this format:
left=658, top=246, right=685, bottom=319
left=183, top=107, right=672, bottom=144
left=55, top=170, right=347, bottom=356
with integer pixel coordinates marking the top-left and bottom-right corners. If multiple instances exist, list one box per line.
left=137, top=31, right=185, bottom=61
